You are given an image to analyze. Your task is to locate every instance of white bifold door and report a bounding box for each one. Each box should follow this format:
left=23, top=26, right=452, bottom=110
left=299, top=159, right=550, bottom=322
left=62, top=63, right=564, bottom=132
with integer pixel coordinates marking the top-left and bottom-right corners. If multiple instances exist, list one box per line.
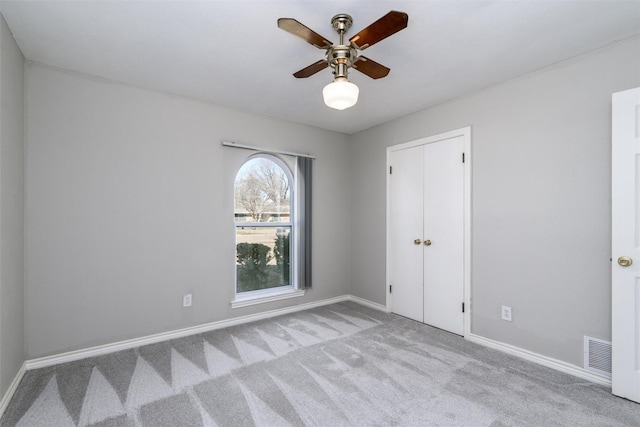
left=612, top=87, right=640, bottom=403
left=389, top=129, right=468, bottom=336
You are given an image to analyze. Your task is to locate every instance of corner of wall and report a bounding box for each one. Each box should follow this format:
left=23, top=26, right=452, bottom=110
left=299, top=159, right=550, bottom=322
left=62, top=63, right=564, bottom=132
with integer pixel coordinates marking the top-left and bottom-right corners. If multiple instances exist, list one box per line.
left=0, top=11, right=26, bottom=402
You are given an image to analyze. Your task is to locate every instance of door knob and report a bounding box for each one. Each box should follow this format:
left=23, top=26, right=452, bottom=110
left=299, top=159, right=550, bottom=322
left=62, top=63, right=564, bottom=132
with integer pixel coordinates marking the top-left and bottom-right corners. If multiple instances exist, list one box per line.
left=414, top=239, right=422, bottom=245
left=424, top=240, right=432, bottom=246
left=618, top=256, right=633, bottom=267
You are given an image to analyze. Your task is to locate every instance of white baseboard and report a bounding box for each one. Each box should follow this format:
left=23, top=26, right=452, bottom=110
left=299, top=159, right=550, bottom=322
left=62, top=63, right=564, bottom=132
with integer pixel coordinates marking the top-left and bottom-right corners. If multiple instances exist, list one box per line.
left=19, top=297, right=611, bottom=389
left=6, top=294, right=378, bottom=417
left=0, top=361, right=26, bottom=419
left=466, top=333, right=611, bottom=387
left=348, top=294, right=388, bottom=312
left=26, top=294, right=352, bottom=370
left=4, top=296, right=610, bottom=418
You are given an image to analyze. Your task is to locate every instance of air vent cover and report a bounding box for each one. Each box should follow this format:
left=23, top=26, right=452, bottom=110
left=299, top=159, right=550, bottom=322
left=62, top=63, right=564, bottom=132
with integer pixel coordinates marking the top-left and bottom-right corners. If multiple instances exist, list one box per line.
left=583, top=336, right=612, bottom=377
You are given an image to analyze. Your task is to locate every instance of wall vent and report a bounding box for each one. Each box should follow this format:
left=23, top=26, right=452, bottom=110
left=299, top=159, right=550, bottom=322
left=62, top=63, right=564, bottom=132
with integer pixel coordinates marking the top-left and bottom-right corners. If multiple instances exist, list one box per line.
left=583, top=336, right=612, bottom=377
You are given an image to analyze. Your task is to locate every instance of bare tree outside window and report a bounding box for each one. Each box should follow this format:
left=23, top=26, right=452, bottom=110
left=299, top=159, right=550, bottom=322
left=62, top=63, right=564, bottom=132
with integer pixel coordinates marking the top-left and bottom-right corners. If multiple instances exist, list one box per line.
left=235, top=158, right=290, bottom=222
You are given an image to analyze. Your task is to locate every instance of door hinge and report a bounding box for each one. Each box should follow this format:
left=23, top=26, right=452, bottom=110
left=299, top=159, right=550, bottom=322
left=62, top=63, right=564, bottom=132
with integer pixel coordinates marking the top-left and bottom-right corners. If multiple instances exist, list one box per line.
left=462, top=153, right=465, bottom=163
left=389, top=284, right=392, bottom=293
left=462, top=302, right=465, bottom=313
left=389, top=166, right=393, bottom=174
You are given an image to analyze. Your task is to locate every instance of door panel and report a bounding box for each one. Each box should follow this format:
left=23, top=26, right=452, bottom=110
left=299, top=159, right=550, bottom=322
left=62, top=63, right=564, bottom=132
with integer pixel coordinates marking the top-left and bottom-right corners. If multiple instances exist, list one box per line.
left=389, top=146, right=424, bottom=322
left=612, top=87, right=640, bottom=403
left=423, top=137, right=465, bottom=335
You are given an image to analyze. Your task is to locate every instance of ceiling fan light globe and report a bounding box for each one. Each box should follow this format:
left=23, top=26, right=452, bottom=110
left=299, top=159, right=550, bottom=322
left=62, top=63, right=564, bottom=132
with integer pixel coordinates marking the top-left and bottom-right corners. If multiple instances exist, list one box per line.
left=323, top=78, right=359, bottom=110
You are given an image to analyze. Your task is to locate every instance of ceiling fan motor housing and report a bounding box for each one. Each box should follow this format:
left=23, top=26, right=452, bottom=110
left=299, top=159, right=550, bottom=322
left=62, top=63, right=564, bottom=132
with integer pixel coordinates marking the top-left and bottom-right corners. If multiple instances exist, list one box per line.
left=327, top=14, right=357, bottom=79
left=326, top=45, right=358, bottom=78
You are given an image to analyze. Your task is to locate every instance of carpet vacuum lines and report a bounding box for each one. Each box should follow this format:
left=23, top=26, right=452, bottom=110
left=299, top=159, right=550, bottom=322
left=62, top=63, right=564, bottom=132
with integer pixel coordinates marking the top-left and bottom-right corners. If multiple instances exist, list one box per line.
left=1, top=301, right=639, bottom=426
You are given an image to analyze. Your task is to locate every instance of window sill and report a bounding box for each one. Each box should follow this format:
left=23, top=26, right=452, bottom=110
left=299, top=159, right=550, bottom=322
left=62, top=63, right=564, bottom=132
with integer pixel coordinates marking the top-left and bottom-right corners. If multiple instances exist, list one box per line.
left=231, top=288, right=306, bottom=309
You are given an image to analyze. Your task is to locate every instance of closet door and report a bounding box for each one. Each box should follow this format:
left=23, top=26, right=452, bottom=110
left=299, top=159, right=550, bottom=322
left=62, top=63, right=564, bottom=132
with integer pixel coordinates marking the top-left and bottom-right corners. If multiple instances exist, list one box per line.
left=423, top=137, right=465, bottom=335
left=388, top=129, right=468, bottom=336
left=389, top=145, right=424, bottom=322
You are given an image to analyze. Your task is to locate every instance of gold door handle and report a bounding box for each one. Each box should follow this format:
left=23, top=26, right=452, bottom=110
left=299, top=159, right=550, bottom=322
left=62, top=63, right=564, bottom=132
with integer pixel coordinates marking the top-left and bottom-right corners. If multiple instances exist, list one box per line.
left=414, top=239, right=422, bottom=245
left=618, top=256, right=633, bottom=267
left=424, top=240, right=432, bottom=246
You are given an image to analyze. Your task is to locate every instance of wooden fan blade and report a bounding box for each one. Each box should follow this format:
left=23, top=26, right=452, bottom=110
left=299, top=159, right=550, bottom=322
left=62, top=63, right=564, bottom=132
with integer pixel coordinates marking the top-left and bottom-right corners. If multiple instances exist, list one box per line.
left=278, top=18, right=333, bottom=49
left=349, top=11, right=408, bottom=50
left=293, top=60, right=328, bottom=78
left=353, top=56, right=390, bottom=79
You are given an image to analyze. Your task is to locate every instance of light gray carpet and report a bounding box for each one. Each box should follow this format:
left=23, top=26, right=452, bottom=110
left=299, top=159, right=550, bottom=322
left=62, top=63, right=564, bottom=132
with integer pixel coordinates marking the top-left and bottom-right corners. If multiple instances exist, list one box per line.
left=1, top=301, right=638, bottom=426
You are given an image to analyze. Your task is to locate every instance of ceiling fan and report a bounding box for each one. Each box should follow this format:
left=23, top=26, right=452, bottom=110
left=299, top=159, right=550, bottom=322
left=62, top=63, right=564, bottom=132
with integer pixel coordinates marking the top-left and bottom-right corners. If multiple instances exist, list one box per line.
left=277, top=11, right=409, bottom=110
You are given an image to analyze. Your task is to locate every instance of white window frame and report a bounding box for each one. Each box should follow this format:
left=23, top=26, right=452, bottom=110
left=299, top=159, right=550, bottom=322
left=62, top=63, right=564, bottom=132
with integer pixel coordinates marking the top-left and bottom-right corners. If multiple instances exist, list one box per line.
left=231, top=154, right=305, bottom=308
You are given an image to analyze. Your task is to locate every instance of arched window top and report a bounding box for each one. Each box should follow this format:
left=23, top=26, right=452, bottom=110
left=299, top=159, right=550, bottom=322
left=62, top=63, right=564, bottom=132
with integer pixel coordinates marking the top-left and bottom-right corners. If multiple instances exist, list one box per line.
left=234, top=155, right=292, bottom=223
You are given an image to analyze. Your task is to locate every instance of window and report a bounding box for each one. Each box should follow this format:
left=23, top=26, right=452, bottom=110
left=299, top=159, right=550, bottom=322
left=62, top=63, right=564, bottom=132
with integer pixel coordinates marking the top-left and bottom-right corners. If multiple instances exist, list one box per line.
left=234, top=155, right=294, bottom=297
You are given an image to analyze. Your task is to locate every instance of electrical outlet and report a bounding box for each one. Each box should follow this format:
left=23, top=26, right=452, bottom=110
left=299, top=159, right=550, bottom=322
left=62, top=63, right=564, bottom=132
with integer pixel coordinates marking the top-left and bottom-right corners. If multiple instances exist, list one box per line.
left=501, top=305, right=512, bottom=322
left=183, top=294, right=192, bottom=308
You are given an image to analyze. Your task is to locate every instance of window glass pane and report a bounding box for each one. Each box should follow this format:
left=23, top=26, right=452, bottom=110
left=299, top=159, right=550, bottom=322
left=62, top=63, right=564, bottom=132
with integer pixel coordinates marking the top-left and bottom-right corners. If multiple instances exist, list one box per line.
left=236, top=226, right=291, bottom=292
left=234, top=158, right=290, bottom=223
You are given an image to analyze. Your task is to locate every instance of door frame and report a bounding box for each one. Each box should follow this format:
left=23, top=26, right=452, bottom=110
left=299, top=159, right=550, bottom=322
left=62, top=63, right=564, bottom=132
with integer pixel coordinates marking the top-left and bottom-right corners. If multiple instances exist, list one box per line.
left=386, top=126, right=472, bottom=337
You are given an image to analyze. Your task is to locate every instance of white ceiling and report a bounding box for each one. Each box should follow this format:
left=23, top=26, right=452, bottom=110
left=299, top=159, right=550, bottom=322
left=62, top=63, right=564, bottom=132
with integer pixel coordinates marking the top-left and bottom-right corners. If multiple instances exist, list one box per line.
left=1, top=1, right=639, bottom=134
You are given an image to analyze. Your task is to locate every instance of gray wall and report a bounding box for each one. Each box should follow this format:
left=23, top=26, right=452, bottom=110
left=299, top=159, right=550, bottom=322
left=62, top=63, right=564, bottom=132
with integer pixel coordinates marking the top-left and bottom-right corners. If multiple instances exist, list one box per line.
left=18, top=29, right=640, bottom=370
left=349, top=37, right=640, bottom=367
left=25, top=62, right=350, bottom=359
left=0, top=15, right=24, bottom=396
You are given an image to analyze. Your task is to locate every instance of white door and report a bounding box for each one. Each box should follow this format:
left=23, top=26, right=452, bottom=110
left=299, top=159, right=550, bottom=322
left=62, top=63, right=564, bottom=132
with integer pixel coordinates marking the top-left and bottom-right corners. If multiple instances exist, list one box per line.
left=389, top=146, right=424, bottom=322
left=612, top=87, right=640, bottom=403
left=423, top=137, right=465, bottom=335
left=388, top=130, right=468, bottom=335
